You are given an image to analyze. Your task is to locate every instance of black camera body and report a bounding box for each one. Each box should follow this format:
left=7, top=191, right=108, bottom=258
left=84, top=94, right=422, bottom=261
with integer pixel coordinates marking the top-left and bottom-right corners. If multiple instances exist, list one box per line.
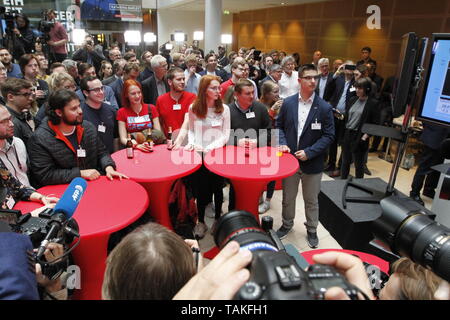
left=0, top=208, right=79, bottom=279
left=214, top=211, right=358, bottom=300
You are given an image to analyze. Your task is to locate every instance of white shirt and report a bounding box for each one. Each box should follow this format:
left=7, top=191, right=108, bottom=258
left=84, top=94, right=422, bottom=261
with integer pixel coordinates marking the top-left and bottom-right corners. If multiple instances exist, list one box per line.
left=297, top=92, right=315, bottom=147
left=0, top=137, right=30, bottom=187
left=184, top=69, right=201, bottom=94
left=319, top=74, right=328, bottom=99
left=187, top=104, right=231, bottom=152
left=279, top=70, right=299, bottom=99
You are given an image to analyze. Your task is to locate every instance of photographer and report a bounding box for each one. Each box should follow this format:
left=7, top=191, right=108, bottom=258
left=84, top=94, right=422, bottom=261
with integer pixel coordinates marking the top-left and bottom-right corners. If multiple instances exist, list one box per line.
left=45, top=10, right=68, bottom=63
left=11, top=14, right=35, bottom=61
left=72, top=36, right=105, bottom=75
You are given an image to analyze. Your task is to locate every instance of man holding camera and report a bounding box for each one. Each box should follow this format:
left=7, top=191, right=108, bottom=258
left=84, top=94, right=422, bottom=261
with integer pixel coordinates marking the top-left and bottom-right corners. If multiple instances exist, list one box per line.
left=72, top=36, right=105, bottom=74
left=46, top=10, right=68, bottom=63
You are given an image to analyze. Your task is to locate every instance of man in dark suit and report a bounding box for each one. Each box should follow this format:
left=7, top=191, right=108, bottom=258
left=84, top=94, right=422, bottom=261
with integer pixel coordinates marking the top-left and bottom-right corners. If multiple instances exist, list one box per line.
left=102, top=59, right=126, bottom=86
left=410, top=123, right=450, bottom=205
left=199, top=53, right=229, bottom=83
left=275, top=64, right=335, bottom=247
left=315, top=58, right=334, bottom=102
left=108, top=62, right=140, bottom=108
left=142, top=55, right=169, bottom=105
left=325, top=62, right=356, bottom=174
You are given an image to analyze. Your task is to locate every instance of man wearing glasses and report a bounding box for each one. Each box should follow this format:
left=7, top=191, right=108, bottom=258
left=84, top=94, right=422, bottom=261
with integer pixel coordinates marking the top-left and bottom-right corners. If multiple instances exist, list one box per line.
left=1, top=78, right=37, bottom=145
left=80, top=76, right=117, bottom=154
left=275, top=64, right=335, bottom=248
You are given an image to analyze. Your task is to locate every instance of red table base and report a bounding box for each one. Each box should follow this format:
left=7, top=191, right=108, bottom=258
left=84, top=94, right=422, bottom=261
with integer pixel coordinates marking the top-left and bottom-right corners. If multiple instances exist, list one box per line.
left=141, top=180, right=175, bottom=230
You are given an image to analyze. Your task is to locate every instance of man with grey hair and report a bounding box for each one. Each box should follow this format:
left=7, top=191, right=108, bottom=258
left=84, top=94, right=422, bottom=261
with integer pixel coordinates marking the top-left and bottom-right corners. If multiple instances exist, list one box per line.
left=62, top=59, right=80, bottom=87
left=108, top=48, right=122, bottom=64
left=259, top=64, right=282, bottom=87
left=278, top=56, right=299, bottom=99
left=142, top=55, right=169, bottom=105
left=315, top=57, right=334, bottom=101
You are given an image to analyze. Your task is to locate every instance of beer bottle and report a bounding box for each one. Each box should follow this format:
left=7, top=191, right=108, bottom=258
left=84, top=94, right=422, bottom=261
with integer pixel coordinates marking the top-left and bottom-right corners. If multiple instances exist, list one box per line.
left=167, top=126, right=173, bottom=149
left=126, top=133, right=134, bottom=159
left=148, top=129, right=154, bottom=152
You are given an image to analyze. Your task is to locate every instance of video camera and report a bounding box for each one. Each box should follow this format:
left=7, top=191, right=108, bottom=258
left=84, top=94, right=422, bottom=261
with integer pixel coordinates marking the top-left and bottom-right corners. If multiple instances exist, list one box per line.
left=214, top=211, right=364, bottom=300
left=0, top=207, right=79, bottom=280
left=0, top=6, right=19, bottom=32
left=38, top=10, right=54, bottom=35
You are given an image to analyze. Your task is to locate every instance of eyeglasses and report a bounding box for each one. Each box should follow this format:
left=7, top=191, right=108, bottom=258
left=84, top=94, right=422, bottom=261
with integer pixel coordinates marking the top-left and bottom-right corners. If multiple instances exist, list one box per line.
left=14, top=92, right=34, bottom=98
left=208, top=86, right=220, bottom=92
left=88, top=86, right=104, bottom=93
left=300, top=75, right=320, bottom=81
left=63, top=84, right=77, bottom=90
left=0, top=118, right=12, bottom=125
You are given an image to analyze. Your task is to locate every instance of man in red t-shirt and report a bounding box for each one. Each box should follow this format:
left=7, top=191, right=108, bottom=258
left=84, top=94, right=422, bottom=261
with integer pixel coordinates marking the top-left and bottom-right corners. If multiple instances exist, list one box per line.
left=46, top=10, right=69, bottom=63
left=220, top=57, right=246, bottom=100
left=156, top=67, right=196, bottom=137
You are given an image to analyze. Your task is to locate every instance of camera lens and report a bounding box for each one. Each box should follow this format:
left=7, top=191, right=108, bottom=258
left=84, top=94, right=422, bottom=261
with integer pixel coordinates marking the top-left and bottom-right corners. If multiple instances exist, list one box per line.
left=214, top=210, right=278, bottom=253
left=374, top=196, right=450, bottom=281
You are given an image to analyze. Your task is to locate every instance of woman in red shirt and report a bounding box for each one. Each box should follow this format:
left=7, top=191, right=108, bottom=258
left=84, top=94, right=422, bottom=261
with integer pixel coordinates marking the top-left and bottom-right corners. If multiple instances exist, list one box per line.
left=117, top=79, right=163, bottom=152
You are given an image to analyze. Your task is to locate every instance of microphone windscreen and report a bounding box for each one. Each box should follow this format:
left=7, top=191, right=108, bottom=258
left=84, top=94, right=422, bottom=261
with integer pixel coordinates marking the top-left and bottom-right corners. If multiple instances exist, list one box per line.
left=53, top=177, right=87, bottom=219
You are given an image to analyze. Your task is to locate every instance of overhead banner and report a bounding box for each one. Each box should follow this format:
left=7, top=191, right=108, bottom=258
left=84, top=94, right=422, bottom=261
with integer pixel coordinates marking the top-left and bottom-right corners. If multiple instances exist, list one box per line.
left=80, top=0, right=143, bottom=22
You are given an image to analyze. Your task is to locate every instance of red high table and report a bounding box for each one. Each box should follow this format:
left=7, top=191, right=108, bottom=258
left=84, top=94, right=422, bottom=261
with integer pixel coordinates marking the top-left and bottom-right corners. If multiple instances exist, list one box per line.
left=112, top=145, right=202, bottom=230
left=204, top=146, right=299, bottom=222
left=14, top=177, right=149, bottom=300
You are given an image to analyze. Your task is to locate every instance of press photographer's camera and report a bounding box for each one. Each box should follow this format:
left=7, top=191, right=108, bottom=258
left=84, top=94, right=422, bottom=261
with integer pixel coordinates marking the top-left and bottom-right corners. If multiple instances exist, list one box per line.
left=38, top=10, right=54, bottom=34
left=0, top=207, right=79, bottom=279
left=0, top=6, right=19, bottom=31
left=214, top=210, right=359, bottom=300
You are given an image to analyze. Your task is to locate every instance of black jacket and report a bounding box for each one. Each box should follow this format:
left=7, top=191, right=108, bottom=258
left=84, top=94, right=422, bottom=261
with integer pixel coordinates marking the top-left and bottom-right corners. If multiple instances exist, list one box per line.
left=72, top=48, right=105, bottom=74
left=345, top=96, right=378, bottom=152
left=142, top=75, right=169, bottom=105
left=27, top=120, right=116, bottom=188
left=5, top=105, right=37, bottom=146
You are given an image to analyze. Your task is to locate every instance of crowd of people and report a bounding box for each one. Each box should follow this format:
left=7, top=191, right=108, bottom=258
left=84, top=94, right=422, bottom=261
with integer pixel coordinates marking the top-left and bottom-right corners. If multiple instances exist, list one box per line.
left=0, top=11, right=448, bottom=301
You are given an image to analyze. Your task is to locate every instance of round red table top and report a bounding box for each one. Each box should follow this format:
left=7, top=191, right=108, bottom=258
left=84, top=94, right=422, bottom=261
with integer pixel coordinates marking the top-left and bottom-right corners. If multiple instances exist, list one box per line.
left=14, top=177, right=149, bottom=236
left=204, top=146, right=299, bottom=181
left=112, top=145, right=202, bottom=182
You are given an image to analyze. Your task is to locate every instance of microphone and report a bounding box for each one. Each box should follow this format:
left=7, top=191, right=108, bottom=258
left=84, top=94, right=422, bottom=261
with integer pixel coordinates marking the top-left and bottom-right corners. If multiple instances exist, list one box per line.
left=36, top=178, right=87, bottom=259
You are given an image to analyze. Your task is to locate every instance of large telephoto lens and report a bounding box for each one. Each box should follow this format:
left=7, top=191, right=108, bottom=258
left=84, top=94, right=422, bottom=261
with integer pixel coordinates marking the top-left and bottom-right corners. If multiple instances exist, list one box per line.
left=373, top=196, right=450, bottom=281
left=214, top=210, right=278, bottom=253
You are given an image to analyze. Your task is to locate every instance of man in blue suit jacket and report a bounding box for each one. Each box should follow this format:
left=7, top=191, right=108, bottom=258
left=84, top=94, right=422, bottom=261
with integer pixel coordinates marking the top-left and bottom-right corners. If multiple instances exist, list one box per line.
left=199, top=53, right=229, bottom=83
left=275, top=64, right=335, bottom=247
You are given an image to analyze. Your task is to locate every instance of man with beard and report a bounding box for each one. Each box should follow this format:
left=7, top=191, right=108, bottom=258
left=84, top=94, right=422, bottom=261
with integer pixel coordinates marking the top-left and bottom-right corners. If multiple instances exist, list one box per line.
left=155, top=67, right=196, bottom=138
left=1, top=78, right=37, bottom=145
left=0, top=47, right=22, bottom=78
left=27, top=90, right=127, bottom=187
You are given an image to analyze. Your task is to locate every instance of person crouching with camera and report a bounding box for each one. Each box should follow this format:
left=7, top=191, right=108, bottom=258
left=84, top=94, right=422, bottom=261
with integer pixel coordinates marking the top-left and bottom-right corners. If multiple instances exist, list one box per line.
left=340, top=77, right=378, bottom=179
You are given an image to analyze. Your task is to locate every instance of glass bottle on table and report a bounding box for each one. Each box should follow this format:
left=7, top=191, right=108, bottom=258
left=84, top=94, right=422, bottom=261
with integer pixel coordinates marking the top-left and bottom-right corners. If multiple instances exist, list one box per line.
left=147, top=128, right=154, bottom=152
left=167, top=126, right=173, bottom=150
left=126, top=133, right=134, bottom=159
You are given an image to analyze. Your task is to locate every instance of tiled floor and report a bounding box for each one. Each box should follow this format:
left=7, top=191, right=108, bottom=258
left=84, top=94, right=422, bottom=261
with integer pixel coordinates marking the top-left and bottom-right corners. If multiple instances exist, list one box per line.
left=198, top=150, right=434, bottom=259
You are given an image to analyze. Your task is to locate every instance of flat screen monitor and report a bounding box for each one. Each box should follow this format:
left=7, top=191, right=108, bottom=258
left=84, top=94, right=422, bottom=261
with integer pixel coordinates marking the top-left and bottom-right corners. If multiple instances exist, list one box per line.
left=417, top=33, right=450, bottom=128
left=392, top=33, right=419, bottom=118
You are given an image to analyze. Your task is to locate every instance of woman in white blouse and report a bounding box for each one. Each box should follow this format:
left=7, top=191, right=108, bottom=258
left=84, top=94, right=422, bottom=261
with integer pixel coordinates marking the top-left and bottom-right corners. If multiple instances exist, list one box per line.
left=185, top=75, right=230, bottom=238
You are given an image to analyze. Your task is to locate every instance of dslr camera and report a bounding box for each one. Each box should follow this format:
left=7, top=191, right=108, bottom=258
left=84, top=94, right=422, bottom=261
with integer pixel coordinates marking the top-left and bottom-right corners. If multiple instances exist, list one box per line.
left=214, top=211, right=361, bottom=300
left=0, top=208, right=79, bottom=279
left=0, top=7, right=19, bottom=32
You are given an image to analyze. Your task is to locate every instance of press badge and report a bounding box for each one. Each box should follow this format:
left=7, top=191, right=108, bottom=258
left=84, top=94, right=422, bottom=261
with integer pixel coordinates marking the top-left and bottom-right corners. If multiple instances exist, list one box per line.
left=98, top=123, right=106, bottom=133
left=6, top=196, right=15, bottom=209
left=211, top=119, right=222, bottom=127
left=246, top=112, right=256, bottom=119
left=349, top=86, right=356, bottom=92
left=77, top=148, right=86, bottom=158
left=173, top=104, right=182, bottom=110
left=312, top=120, right=321, bottom=130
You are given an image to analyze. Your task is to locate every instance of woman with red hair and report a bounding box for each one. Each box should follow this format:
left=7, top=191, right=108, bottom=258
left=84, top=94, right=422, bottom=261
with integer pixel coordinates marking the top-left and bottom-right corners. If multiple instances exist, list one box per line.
left=117, top=79, right=163, bottom=152
left=185, top=75, right=230, bottom=238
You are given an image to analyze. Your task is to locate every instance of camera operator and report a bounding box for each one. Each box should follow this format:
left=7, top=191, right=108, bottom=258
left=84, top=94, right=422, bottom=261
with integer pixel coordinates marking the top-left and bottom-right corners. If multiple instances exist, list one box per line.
left=45, top=10, right=68, bottom=63
left=0, top=233, right=67, bottom=300
left=312, top=251, right=446, bottom=300
left=12, top=14, right=35, bottom=61
left=72, top=35, right=105, bottom=75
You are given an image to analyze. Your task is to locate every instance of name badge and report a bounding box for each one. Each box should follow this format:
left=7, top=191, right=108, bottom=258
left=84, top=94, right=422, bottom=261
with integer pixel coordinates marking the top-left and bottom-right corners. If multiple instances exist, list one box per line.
left=211, top=119, right=222, bottom=127
left=98, top=124, right=106, bottom=133
left=77, top=148, right=86, bottom=158
left=349, top=86, right=356, bottom=92
left=312, top=121, right=321, bottom=130
left=173, top=104, right=182, bottom=110
left=246, top=112, right=256, bottom=119
left=6, top=196, right=15, bottom=210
